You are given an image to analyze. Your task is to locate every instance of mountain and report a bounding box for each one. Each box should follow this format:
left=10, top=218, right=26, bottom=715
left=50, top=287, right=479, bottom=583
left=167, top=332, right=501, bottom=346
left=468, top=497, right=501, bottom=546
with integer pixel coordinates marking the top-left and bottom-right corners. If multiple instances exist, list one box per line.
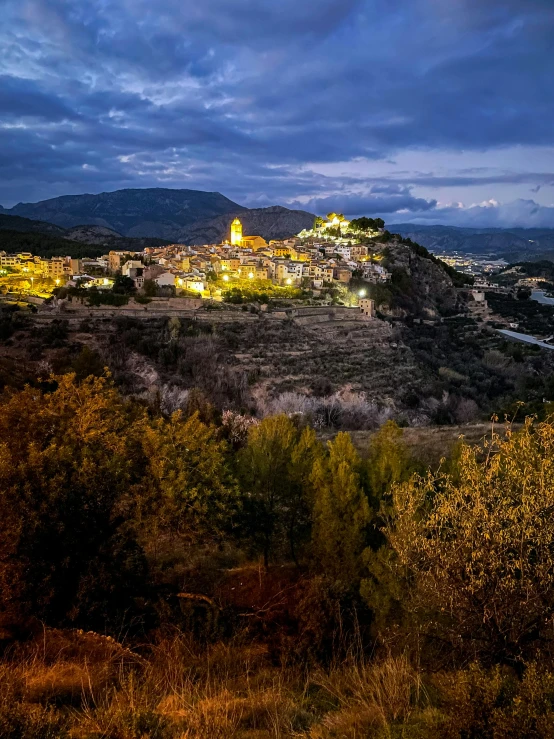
left=0, top=213, right=67, bottom=236
left=4, top=188, right=246, bottom=238
left=390, top=223, right=554, bottom=259
left=175, top=205, right=315, bottom=244
left=0, top=214, right=172, bottom=257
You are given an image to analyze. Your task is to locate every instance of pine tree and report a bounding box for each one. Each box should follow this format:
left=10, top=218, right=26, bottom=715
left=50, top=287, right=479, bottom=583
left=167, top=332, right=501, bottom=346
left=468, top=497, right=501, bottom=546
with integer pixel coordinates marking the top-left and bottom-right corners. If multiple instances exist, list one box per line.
left=311, top=432, right=371, bottom=585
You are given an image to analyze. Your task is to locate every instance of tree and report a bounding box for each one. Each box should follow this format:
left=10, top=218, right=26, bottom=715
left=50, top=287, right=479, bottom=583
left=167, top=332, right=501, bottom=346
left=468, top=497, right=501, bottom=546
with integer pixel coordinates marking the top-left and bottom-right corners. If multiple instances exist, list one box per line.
left=288, top=426, right=324, bottom=563
left=311, top=432, right=371, bottom=585
left=112, top=274, right=136, bottom=295
left=385, top=419, right=554, bottom=666
left=0, top=374, right=147, bottom=630
left=238, top=415, right=300, bottom=567
left=140, top=411, right=238, bottom=543
left=143, top=279, right=158, bottom=297
left=367, top=421, right=414, bottom=505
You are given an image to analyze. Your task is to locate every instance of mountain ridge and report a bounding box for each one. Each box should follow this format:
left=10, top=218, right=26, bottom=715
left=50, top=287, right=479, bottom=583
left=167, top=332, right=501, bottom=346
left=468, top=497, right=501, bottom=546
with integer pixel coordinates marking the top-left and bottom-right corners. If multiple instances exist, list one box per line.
left=0, top=188, right=315, bottom=242
left=391, top=223, right=554, bottom=258
left=3, top=187, right=247, bottom=238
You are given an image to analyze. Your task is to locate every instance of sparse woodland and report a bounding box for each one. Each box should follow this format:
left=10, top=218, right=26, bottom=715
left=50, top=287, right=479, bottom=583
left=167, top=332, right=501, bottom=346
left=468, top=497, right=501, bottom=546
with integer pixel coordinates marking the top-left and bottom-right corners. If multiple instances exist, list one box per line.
left=2, top=372, right=554, bottom=737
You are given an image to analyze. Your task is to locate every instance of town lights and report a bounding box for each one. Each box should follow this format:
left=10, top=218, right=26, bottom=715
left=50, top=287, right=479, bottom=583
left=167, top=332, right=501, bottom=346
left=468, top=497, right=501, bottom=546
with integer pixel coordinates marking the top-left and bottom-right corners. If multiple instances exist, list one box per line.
left=358, top=289, right=366, bottom=297
left=103, top=278, right=109, bottom=285
left=223, top=274, right=229, bottom=281
left=248, top=272, right=254, bottom=279
left=286, top=278, right=292, bottom=285
left=55, top=278, right=60, bottom=286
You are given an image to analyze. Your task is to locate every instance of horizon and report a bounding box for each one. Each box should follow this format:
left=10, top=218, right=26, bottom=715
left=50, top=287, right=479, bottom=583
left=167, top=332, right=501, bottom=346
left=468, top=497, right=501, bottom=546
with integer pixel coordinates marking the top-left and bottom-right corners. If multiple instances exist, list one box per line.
left=4, top=185, right=554, bottom=232
left=1, top=0, right=553, bottom=227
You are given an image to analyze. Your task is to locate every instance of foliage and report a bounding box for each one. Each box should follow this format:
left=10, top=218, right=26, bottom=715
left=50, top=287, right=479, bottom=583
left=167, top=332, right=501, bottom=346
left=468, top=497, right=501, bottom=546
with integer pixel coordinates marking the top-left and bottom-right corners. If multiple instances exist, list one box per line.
left=386, top=418, right=554, bottom=665
left=140, top=411, right=239, bottom=542
left=113, top=274, right=137, bottom=295
left=311, top=432, right=371, bottom=585
left=0, top=374, right=147, bottom=629
left=238, top=416, right=320, bottom=566
left=0, top=229, right=107, bottom=259
left=86, top=288, right=129, bottom=306
left=143, top=278, right=159, bottom=297
left=350, top=216, right=385, bottom=231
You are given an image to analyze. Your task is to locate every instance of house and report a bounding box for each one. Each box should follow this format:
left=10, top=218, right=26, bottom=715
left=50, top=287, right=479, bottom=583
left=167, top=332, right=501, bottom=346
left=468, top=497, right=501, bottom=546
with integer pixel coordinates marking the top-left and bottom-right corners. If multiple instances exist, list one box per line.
left=155, top=272, right=176, bottom=287
left=241, top=235, right=268, bottom=250
left=359, top=298, right=375, bottom=317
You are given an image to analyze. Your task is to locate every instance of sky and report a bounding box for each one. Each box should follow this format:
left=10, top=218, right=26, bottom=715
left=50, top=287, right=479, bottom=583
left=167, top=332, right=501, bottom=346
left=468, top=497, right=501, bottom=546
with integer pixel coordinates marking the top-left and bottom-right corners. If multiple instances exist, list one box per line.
left=1, top=0, right=554, bottom=227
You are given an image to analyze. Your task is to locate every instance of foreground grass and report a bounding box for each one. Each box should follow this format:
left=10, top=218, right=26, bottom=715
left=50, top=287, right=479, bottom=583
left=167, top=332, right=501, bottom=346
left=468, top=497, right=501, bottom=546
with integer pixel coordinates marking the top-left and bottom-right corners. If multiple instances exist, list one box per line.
left=2, top=629, right=554, bottom=738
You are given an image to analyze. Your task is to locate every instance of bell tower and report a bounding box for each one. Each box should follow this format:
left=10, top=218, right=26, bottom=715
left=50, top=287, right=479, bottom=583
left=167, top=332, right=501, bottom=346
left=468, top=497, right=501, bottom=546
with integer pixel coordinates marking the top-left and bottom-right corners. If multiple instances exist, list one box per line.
left=230, top=218, right=243, bottom=246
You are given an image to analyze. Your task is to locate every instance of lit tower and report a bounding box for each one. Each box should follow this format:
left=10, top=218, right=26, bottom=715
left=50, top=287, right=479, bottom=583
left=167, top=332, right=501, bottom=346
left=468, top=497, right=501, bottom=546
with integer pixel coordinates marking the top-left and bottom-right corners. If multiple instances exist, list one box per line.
left=230, top=218, right=243, bottom=246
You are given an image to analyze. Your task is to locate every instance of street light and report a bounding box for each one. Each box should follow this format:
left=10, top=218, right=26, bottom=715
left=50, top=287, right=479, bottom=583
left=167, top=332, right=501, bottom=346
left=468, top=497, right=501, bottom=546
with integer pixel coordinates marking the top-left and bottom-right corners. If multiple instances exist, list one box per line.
left=248, top=272, right=254, bottom=279
left=358, top=289, right=366, bottom=297
left=223, top=274, right=229, bottom=281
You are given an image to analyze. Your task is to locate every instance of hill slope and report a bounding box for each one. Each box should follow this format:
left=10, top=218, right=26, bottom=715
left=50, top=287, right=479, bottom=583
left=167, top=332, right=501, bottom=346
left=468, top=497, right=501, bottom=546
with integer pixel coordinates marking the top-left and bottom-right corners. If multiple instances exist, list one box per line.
left=0, top=213, right=67, bottom=236
left=0, top=215, right=172, bottom=257
left=176, top=205, right=316, bottom=244
left=4, top=188, right=246, bottom=237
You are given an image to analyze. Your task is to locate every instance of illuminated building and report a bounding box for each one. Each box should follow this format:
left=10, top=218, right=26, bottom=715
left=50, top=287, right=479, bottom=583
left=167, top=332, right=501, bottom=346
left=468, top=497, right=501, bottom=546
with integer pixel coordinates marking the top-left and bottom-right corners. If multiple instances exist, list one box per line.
left=230, top=218, right=243, bottom=246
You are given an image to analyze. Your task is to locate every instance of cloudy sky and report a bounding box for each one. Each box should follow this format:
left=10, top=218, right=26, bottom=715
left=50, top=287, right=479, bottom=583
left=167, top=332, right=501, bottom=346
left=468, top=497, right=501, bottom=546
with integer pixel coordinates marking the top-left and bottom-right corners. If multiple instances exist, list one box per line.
left=2, top=0, right=554, bottom=226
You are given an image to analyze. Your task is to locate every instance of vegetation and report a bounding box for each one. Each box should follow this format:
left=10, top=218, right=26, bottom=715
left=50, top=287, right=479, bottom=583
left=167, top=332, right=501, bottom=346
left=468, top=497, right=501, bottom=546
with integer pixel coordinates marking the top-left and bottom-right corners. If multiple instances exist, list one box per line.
left=3, top=370, right=554, bottom=735
left=0, top=230, right=108, bottom=259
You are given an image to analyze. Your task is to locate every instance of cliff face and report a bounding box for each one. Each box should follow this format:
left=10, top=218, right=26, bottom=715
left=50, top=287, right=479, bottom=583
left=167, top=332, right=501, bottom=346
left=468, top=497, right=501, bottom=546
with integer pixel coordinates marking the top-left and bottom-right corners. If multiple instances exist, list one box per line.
left=382, top=242, right=459, bottom=316
left=174, top=205, right=316, bottom=244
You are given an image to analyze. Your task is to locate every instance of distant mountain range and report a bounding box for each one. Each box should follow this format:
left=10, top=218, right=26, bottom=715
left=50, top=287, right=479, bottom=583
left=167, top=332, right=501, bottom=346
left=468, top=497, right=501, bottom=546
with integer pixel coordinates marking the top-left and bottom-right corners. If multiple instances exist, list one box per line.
left=391, top=223, right=554, bottom=261
left=0, top=188, right=315, bottom=243
left=3, top=189, right=554, bottom=259
left=0, top=188, right=246, bottom=238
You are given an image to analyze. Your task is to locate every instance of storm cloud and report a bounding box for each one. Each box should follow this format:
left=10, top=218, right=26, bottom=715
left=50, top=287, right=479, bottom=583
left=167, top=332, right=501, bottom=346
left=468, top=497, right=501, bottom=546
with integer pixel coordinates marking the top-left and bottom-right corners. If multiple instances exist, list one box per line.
left=1, top=0, right=553, bottom=226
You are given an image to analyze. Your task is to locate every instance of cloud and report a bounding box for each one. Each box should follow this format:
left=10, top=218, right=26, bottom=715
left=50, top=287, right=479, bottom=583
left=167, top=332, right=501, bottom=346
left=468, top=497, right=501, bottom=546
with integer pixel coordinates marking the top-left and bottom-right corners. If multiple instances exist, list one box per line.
left=389, top=198, right=554, bottom=228
left=288, top=190, right=438, bottom=217
left=0, top=0, right=552, bottom=221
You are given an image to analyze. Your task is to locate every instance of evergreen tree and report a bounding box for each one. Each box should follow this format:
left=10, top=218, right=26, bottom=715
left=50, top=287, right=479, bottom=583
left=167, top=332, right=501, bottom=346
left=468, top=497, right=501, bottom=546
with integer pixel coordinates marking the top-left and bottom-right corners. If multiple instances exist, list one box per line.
left=238, top=415, right=299, bottom=567
left=311, top=432, right=371, bottom=585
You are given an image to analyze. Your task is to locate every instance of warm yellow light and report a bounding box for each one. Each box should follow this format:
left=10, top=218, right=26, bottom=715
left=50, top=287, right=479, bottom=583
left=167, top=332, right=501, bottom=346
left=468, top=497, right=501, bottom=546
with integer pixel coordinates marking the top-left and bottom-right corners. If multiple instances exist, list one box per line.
left=230, top=218, right=243, bottom=246
left=55, top=278, right=60, bottom=285
left=358, top=289, right=366, bottom=297
left=177, top=278, right=183, bottom=286
left=248, top=272, right=254, bottom=279
left=103, top=278, right=109, bottom=285
left=286, top=278, right=292, bottom=285
left=223, top=274, right=229, bottom=282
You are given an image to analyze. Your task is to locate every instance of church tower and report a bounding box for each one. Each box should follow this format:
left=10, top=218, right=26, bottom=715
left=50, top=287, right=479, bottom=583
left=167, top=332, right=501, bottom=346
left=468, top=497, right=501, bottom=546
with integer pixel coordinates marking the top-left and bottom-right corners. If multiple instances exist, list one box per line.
left=230, top=218, right=243, bottom=246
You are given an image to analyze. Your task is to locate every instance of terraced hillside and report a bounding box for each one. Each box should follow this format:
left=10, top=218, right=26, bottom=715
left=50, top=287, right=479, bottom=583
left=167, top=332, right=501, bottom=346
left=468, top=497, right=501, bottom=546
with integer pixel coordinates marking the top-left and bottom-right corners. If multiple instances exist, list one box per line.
left=210, top=308, right=425, bottom=405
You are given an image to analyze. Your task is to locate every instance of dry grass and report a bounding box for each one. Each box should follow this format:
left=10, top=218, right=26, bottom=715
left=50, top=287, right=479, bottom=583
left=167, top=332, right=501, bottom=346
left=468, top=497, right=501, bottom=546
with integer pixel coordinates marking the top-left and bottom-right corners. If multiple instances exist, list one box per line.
left=310, top=655, right=423, bottom=738
left=4, top=631, right=554, bottom=738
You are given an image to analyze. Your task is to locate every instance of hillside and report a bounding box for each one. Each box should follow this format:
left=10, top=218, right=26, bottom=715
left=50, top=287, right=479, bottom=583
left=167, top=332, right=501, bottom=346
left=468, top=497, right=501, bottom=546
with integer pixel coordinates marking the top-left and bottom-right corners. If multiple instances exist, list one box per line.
left=175, top=205, right=316, bottom=244
left=0, top=213, right=66, bottom=236
left=0, top=226, right=171, bottom=258
left=4, top=187, right=246, bottom=237
left=392, top=223, right=554, bottom=259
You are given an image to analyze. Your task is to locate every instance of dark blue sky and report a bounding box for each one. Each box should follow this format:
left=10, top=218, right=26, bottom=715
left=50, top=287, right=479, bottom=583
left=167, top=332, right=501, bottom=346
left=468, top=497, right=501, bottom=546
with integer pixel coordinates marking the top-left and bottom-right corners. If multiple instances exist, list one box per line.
left=2, top=0, right=554, bottom=226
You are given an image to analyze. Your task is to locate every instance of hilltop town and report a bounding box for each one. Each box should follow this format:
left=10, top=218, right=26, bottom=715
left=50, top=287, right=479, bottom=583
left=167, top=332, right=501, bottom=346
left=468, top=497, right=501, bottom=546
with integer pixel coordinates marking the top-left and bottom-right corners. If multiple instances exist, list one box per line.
left=0, top=213, right=392, bottom=313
